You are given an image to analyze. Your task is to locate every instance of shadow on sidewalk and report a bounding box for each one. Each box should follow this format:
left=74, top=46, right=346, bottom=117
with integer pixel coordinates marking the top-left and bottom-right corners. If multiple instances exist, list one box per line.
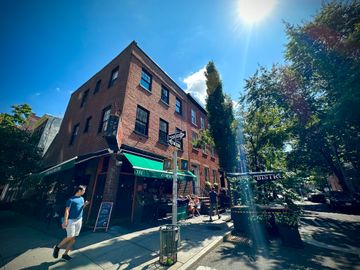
left=1, top=210, right=231, bottom=270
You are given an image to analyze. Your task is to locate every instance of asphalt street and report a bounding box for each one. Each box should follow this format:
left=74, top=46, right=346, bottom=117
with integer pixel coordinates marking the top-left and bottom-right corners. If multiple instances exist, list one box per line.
left=191, top=203, right=360, bottom=270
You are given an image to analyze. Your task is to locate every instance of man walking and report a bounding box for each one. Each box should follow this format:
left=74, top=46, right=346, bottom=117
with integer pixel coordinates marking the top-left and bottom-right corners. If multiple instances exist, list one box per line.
left=53, top=185, right=89, bottom=261
left=209, top=186, right=220, bottom=221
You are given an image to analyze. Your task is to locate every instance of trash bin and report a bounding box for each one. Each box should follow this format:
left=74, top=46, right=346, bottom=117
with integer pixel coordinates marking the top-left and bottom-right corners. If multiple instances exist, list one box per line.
left=159, top=224, right=179, bottom=266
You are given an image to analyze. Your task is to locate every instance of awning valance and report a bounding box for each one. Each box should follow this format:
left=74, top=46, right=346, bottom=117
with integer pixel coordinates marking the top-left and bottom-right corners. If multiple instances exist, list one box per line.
left=123, top=153, right=196, bottom=182
left=39, top=157, right=78, bottom=177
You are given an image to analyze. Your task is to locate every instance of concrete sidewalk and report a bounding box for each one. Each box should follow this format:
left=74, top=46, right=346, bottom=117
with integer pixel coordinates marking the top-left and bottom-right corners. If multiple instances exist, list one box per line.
left=0, top=211, right=232, bottom=270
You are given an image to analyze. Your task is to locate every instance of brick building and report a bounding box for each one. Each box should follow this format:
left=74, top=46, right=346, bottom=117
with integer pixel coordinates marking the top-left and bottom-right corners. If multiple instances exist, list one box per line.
left=42, top=41, right=220, bottom=224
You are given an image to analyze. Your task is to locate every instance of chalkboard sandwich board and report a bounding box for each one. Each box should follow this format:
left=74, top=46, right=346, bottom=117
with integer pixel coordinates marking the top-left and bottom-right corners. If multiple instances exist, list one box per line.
left=94, top=202, right=113, bottom=232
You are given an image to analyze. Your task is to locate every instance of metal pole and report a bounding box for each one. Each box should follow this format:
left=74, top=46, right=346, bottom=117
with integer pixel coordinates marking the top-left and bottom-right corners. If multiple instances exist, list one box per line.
left=172, top=149, right=178, bottom=225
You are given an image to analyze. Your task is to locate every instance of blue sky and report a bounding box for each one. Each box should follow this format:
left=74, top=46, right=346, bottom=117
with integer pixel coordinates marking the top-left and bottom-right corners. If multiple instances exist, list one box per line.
left=0, top=0, right=322, bottom=117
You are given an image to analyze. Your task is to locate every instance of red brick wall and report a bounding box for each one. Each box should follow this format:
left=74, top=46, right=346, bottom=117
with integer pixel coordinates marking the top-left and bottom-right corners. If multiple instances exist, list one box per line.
left=186, top=102, right=220, bottom=194
left=44, top=41, right=220, bottom=195
left=44, top=43, right=134, bottom=167
left=120, top=47, right=189, bottom=160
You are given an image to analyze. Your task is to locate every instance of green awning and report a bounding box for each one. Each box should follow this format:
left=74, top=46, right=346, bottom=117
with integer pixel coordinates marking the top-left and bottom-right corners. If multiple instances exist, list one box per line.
left=39, top=157, right=77, bottom=177
left=124, top=153, right=196, bottom=182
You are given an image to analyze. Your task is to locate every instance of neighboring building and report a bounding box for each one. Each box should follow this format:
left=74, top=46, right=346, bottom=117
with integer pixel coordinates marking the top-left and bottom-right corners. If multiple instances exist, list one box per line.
left=186, top=94, right=220, bottom=195
left=0, top=114, right=61, bottom=202
left=42, top=41, right=220, bottom=224
left=32, top=114, right=62, bottom=156
left=20, top=113, right=41, bottom=131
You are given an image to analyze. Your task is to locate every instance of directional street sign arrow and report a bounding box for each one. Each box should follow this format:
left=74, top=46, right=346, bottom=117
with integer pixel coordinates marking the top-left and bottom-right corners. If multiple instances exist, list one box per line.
left=168, top=139, right=181, bottom=149
left=168, top=131, right=186, bottom=140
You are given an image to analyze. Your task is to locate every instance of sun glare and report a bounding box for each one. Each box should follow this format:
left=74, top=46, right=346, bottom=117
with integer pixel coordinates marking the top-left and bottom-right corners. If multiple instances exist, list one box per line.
left=238, top=0, right=277, bottom=25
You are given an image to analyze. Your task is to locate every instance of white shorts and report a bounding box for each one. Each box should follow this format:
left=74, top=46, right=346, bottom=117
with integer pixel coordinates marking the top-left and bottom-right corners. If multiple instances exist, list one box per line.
left=66, top=218, right=82, bottom=237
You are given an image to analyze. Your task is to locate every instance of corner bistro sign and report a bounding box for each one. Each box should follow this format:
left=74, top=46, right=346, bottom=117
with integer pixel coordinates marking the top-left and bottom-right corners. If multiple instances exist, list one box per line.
left=227, top=171, right=283, bottom=184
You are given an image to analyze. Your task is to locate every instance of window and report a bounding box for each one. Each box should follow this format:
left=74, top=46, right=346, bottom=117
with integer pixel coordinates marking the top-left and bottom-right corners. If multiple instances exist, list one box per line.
left=108, top=66, right=119, bottom=88
left=213, top=169, right=217, bottom=183
left=159, top=119, right=169, bottom=144
left=135, top=106, right=149, bottom=136
left=175, top=97, right=182, bottom=115
left=140, top=69, right=152, bottom=91
left=69, top=123, right=80, bottom=145
left=176, top=128, right=183, bottom=150
left=204, top=167, right=209, bottom=181
left=98, top=106, right=111, bottom=133
left=210, top=145, right=215, bottom=157
left=202, top=144, right=208, bottom=155
left=80, top=89, right=89, bottom=108
left=94, top=79, right=101, bottom=94
left=83, top=116, right=92, bottom=133
left=191, top=109, right=197, bottom=125
left=192, top=131, right=198, bottom=148
left=161, top=86, right=169, bottom=104
left=200, top=117, right=205, bottom=129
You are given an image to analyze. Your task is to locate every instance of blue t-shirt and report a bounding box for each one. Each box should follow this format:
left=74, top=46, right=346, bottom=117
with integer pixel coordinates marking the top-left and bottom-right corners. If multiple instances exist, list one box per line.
left=66, top=196, right=84, bottom=220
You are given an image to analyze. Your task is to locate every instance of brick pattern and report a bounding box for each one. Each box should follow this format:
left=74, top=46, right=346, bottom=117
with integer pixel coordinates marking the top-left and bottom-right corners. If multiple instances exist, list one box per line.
left=102, top=155, right=120, bottom=202
left=186, top=102, right=220, bottom=194
left=44, top=41, right=220, bottom=196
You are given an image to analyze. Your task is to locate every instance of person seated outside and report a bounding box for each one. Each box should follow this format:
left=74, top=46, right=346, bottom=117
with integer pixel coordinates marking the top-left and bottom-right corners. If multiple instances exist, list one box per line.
left=194, top=195, right=201, bottom=216
left=187, top=196, right=196, bottom=217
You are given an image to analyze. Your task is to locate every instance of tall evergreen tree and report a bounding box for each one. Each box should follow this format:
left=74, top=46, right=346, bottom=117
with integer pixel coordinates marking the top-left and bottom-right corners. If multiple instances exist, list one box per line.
left=205, top=61, right=237, bottom=172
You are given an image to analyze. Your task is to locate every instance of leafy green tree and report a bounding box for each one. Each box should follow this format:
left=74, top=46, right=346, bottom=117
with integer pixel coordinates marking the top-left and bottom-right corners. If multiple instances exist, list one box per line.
left=284, top=0, right=360, bottom=190
left=239, top=1, right=360, bottom=191
left=0, top=105, right=42, bottom=186
left=205, top=61, right=237, bottom=172
left=241, top=66, right=292, bottom=172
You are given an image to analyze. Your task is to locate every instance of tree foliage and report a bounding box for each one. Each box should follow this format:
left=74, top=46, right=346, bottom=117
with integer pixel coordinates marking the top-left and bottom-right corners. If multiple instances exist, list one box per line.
left=241, top=66, right=291, bottom=172
left=0, top=105, right=42, bottom=185
left=240, top=1, right=360, bottom=190
left=205, top=61, right=237, bottom=172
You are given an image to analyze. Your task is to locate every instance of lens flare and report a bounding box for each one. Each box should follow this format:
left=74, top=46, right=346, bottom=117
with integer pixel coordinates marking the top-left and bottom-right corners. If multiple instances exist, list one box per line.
left=238, top=0, right=277, bottom=25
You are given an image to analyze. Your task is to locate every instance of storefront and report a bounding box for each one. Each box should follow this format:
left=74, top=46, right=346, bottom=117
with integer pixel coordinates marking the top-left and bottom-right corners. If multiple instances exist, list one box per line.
left=120, top=152, right=196, bottom=223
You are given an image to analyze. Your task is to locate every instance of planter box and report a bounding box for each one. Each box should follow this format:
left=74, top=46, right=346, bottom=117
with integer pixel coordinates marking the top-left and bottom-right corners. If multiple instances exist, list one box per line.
left=277, top=224, right=303, bottom=248
left=231, top=206, right=251, bottom=233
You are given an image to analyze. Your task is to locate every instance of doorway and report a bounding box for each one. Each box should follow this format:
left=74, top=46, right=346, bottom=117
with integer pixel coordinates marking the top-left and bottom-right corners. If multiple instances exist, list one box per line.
left=89, top=173, right=107, bottom=222
left=114, top=174, right=134, bottom=220
left=191, top=164, right=200, bottom=195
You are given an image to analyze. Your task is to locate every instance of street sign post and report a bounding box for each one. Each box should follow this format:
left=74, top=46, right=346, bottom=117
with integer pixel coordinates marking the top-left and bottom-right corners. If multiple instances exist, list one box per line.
left=168, top=129, right=186, bottom=225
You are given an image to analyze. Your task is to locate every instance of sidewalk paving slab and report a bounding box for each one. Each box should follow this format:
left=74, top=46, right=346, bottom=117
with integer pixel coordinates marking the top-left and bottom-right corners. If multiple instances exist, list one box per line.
left=0, top=211, right=232, bottom=270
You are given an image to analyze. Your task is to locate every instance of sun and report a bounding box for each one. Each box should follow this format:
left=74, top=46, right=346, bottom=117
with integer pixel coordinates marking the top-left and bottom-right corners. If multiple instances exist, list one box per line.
left=237, top=0, right=277, bottom=25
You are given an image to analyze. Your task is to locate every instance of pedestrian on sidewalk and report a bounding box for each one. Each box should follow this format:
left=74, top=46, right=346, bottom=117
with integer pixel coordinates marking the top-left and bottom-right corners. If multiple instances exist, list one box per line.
left=52, top=185, right=90, bottom=261
left=209, top=186, right=220, bottom=221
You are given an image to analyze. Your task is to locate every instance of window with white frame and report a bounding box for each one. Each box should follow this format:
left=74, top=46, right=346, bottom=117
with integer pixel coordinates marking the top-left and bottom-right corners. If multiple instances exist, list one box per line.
left=200, top=117, right=205, bottom=129
left=210, top=145, right=215, bottom=157
left=161, top=86, right=169, bottom=104
left=191, top=109, right=196, bottom=125
left=192, top=131, right=198, bottom=148
left=135, top=106, right=149, bottom=136
left=140, top=69, right=152, bottom=91
left=108, top=67, right=119, bottom=88
left=212, top=169, right=217, bottom=183
left=159, top=118, right=169, bottom=143
left=204, top=167, right=209, bottom=181
left=98, top=106, right=111, bottom=133
left=175, top=97, right=182, bottom=115
left=70, top=123, right=80, bottom=145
